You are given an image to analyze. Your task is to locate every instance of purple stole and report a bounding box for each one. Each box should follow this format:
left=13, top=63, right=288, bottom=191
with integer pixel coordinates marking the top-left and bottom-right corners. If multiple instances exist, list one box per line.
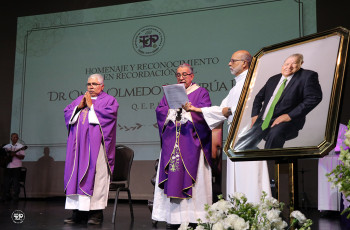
left=156, top=86, right=212, bottom=199
left=64, top=91, right=118, bottom=196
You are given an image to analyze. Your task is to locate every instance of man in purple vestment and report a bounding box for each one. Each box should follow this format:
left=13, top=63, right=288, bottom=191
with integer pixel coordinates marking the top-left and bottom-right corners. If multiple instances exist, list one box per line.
left=63, top=74, right=118, bottom=225
left=152, top=64, right=212, bottom=228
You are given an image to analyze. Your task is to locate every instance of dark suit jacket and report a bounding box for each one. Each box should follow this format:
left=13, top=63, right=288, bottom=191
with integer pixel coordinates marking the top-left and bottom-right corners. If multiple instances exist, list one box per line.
left=252, top=68, right=322, bottom=130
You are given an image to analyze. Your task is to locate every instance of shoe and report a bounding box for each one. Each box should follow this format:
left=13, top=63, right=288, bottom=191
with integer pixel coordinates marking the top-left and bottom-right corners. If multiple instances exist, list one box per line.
left=64, top=217, right=76, bottom=224
left=87, top=210, right=103, bottom=225
left=166, top=223, right=180, bottom=229
left=64, top=210, right=88, bottom=224
left=87, top=217, right=102, bottom=225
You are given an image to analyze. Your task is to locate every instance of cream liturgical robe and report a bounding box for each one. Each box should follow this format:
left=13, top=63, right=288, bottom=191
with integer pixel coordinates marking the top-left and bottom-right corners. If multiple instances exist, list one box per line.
left=152, top=85, right=212, bottom=224
left=201, top=70, right=271, bottom=203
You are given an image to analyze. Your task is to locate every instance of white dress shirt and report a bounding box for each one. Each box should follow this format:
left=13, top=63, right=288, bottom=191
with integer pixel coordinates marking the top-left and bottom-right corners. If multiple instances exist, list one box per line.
left=3, top=143, right=25, bottom=168
left=262, top=74, right=293, bottom=120
left=202, top=70, right=248, bottom=130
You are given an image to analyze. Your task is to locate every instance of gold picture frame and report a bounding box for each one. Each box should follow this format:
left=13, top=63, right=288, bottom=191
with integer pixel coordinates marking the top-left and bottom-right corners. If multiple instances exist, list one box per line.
left=224, top=27, right=350, bottom=161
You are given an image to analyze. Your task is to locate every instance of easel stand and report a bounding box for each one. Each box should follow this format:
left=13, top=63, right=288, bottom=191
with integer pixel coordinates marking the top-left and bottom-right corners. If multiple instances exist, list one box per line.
left=275, top=159, right=299, bottom=224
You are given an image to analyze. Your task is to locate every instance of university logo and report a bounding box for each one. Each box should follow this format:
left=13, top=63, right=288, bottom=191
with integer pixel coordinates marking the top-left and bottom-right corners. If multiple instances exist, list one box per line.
left=11, top=210, right=25, bottom=224
left=133, top=26, right=165, bottom=56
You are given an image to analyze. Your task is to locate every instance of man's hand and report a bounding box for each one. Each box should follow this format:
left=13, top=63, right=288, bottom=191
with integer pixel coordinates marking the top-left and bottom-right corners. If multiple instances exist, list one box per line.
left=85, top=91, right=93, bottom=108
left=222, top=107, right=232, bottom=118
left=182, top=102, right=201, bottom=113
left=251, top=115, right=258, bottom=128
left=77, top=96, right=86, bottom=109
left=271, top=114, right=291, bottom=127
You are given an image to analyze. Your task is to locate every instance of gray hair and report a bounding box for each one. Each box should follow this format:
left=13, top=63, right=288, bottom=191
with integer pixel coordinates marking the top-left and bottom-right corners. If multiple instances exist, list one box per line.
left=178, top=63, right=193, bottom=73
left=286, top=53, right=304, bottom=65
left=241, top=53, right=252, bottom=66
left=88, top=74, right=104, bottom=84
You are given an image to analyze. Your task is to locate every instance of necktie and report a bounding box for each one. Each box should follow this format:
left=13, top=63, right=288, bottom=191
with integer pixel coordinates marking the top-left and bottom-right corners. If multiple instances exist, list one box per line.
left=261, top=79, right=287, bottom=130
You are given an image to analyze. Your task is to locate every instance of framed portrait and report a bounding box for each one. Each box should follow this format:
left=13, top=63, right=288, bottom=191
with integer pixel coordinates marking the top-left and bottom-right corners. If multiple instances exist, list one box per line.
left=224, top=27, right=350, bottom=161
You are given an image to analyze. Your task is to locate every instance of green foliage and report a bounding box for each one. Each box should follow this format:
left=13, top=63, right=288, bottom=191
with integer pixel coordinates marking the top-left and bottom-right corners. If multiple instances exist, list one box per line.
left=326, top=121, right=350, bottom=218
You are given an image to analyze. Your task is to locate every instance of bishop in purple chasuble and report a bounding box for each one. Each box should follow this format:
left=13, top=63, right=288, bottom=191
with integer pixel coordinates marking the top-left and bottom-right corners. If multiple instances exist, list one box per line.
left=156, top=86, right=212, bottom=199
left=64, top=91, right=118, bottom=197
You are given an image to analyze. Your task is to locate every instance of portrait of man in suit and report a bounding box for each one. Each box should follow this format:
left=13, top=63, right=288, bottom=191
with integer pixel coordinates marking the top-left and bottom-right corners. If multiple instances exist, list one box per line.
left=234, top=53, right=323, bottom=150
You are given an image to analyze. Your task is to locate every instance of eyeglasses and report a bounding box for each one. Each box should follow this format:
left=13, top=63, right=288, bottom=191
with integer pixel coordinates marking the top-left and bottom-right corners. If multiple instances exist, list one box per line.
left=175, top=72, right=193, bottom=78
left=230, top=59, right=245, bottom=63
left=86, top=83, right=102, bottom=87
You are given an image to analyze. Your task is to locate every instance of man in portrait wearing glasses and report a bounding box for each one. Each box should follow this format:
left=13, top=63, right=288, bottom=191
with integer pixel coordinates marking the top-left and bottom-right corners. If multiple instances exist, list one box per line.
left=152, top=63, right=212, bottom=228
left=234, top=53, right=322, bottom=150
left=63, top=74, right=119, bottom=225
left=183, top=50, right=271, bottom=203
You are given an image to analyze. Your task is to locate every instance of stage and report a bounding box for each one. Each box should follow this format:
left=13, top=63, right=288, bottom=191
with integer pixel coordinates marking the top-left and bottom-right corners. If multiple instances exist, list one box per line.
left=0, top=198, right=349, bottom=230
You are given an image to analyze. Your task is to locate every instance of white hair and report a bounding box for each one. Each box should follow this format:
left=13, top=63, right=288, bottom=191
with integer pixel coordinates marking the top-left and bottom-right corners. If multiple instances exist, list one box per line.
left=285, top=53, right=304, bottom=65
left=88, top=74, right=104, bottom=84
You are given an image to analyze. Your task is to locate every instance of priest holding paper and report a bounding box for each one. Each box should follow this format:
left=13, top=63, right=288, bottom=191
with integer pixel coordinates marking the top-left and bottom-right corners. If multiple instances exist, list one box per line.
left=152, top=63, right=212, bottom=228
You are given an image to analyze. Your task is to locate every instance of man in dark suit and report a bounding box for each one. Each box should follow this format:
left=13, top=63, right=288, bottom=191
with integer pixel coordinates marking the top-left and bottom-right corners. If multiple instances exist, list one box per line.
left=235, top=53, right=322, bottom=150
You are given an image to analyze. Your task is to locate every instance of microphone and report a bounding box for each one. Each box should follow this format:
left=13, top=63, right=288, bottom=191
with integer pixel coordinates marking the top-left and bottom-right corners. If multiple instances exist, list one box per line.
left=176, top=108, right=182, bottom=121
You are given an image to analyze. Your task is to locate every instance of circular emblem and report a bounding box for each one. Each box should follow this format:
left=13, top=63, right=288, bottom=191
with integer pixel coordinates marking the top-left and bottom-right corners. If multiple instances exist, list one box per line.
left=133, top=26, right=165, bottom=56
left=11, top=210, right=25, bottom=224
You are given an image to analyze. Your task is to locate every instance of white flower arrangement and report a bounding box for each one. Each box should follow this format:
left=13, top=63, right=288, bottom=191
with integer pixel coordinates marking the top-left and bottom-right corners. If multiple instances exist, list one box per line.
left=327, top=121, right=350, bottom=218
left=179, top=192, right=312, bottom=230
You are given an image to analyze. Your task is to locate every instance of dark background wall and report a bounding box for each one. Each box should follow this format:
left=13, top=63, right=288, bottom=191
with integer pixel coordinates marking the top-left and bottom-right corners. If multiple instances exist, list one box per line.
left=316, top=0, right=350, bottom=125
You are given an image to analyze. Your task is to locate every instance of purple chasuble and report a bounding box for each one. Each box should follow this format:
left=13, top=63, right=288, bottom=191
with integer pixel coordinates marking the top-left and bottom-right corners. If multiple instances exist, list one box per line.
left=156, top=86, right=212, bottom=199
left=64, top=91, right=118, bottom=196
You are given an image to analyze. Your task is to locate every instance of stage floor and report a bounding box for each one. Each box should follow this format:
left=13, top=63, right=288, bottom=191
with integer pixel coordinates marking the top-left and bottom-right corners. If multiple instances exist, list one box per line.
left=0, top=198, right=349, bottom=230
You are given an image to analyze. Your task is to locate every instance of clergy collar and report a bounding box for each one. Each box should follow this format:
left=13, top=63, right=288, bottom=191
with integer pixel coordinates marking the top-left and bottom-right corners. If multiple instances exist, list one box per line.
left=92, top=91, right=104, bottom=99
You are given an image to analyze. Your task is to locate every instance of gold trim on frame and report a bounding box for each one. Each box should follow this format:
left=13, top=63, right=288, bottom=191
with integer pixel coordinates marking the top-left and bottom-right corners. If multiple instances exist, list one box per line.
left=224, top=27, right=350, bottom=161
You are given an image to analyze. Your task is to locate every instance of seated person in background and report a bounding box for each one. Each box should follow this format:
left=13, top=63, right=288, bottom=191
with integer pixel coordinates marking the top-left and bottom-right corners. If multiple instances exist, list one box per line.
left=3, top=133, right=25, bottom=202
